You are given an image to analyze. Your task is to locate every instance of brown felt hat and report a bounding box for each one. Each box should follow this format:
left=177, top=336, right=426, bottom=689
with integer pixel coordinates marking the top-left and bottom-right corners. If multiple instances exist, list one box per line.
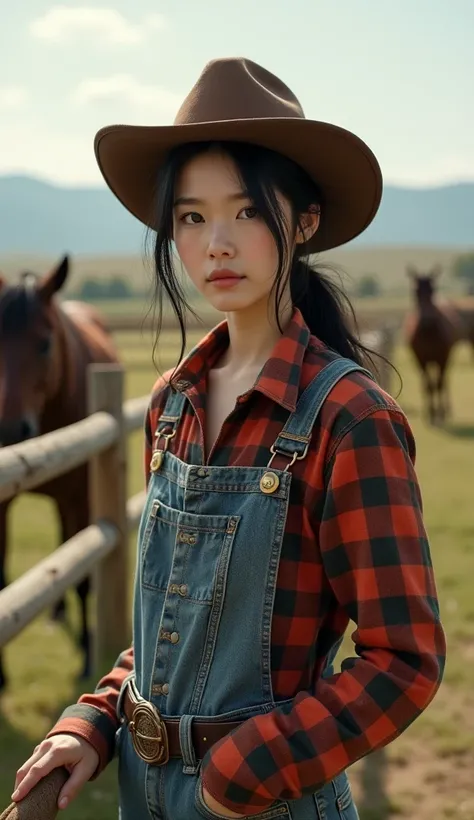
left=0, top=768, right=68, bottom=820
left=94, top=57, right=382, bottom=253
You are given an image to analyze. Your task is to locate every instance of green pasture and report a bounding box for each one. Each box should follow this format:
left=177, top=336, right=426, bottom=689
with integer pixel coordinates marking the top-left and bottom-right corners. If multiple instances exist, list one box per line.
left=0, top=330, right=474, bottom=820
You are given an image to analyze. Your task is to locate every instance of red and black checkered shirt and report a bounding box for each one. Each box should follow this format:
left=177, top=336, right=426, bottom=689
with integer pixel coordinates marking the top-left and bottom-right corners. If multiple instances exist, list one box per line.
left=48, top=307, right=445, bottom=815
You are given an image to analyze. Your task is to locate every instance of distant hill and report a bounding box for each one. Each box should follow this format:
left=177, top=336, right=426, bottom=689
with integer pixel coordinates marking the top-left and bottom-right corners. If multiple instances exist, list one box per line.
left=0, top=174, right=473, bottom=255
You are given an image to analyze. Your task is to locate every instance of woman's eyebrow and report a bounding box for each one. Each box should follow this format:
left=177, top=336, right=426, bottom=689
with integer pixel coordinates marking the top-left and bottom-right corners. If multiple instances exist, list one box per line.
left=173, top=191, right=250, bottom=207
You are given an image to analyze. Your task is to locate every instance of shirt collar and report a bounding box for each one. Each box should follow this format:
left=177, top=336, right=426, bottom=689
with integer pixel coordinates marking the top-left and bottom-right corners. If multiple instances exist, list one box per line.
left=171, top=307, right=313, bottom=412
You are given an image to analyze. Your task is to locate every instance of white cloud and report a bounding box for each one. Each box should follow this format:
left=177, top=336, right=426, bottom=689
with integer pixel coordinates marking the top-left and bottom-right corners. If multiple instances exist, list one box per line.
left=29, top=6, right=166, bottom=45
left=73, top=75, right=181, bottom=115
left=0, top=121, right=101, bottom=185
left=0, top=86, right=29, bottom=109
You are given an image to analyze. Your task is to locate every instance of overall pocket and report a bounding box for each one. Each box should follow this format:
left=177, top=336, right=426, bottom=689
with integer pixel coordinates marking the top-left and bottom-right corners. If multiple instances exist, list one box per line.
left=313, top=772, right=359, bottom=820
left=140, top=498, right=240, bottom=602
left=194, top=775, right=290, bottom=820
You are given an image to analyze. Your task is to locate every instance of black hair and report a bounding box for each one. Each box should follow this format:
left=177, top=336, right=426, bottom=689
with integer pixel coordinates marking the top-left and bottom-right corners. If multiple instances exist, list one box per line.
left=146, top=140, right=394, bottom=383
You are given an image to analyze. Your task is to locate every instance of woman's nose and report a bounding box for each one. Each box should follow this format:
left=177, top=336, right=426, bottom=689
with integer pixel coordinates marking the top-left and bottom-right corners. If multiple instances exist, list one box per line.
left=207, top=226, right=235, bottom=258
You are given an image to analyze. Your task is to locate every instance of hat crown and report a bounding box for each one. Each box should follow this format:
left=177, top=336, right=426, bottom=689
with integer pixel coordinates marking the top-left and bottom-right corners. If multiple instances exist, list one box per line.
left=174, top=57, right=305, bottom=126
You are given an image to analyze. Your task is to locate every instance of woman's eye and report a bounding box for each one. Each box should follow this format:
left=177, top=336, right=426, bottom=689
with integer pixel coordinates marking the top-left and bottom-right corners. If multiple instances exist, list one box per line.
left=181, top=212, right=203, bottom=224
left=239, top=207, right=258, bottom=219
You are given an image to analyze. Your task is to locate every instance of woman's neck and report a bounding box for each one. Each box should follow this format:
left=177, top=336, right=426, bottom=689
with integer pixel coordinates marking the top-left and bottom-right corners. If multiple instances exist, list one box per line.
left=216, top=297, right=293, bottom=374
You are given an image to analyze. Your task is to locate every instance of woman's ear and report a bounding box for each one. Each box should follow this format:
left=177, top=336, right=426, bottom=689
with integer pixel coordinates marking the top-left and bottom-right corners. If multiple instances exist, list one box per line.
left=295, top=206, right=320, bottom=245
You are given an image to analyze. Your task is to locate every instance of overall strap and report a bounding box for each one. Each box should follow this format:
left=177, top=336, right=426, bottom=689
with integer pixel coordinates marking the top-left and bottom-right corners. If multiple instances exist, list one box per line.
left=156, top=384, right=188, bottom=433
left=149, top=385, right=188, bottom=472
left=268, top=358, right=374, bottom=469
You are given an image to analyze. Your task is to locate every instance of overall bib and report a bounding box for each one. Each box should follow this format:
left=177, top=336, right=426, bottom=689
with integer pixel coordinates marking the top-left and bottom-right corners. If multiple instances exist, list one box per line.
left=116, top=358, right=368, bottom=820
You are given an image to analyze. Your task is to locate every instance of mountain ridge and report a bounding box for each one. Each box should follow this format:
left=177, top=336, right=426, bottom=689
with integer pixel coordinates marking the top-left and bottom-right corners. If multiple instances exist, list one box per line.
left=0, top=174, right=473, bottom=255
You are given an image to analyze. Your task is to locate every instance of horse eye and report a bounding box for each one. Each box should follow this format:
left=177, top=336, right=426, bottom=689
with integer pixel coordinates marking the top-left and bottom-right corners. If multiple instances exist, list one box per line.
left=38, top=337, right=51, bottom=355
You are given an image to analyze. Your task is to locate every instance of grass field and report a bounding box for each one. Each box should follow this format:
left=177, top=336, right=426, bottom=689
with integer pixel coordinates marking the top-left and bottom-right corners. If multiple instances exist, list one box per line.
left=1, top=330, right=474, bottom=819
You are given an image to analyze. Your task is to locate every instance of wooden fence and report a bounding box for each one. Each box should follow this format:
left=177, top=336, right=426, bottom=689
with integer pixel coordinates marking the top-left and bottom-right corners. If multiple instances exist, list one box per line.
left=0, top=365, right=148, bottom=669
left=0, top=326, right=396, bottom=673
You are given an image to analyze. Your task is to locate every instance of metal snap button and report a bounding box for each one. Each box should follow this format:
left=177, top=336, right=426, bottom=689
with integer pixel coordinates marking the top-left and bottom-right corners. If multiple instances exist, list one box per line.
left=197, top=467, right=208, bottom=477
left=260, top=471, right=280, bottom=494
left=161, top=683, right=170, bottom=695
left=179, top=584, right=188, bottom=596
left=170, top=632, right=180, bottom=644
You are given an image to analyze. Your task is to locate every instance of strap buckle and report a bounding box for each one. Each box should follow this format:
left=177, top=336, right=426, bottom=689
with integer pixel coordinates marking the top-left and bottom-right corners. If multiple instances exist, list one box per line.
left=267, top=442, right=309, bottom=471
left=150, top=428, right=177, bottom=472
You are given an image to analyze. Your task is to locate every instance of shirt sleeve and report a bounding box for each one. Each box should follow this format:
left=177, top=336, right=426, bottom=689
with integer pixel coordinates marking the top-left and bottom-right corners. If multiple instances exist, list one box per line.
left=200, top=406, right=446, bottom=815
left=44, top=399, right=158, bottom=775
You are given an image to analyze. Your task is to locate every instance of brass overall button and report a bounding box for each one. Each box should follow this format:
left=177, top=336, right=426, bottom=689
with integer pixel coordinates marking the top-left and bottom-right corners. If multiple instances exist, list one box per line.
left=178, top=531, right=197, bottom=545
left=260, top=471, right=280, bottom=494
left=150, top=450, right=163, bottom=472
left=170, top=632, right=180, bottom=644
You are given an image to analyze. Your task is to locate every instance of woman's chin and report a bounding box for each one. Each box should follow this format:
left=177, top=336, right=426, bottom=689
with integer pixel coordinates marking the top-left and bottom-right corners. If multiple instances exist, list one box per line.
left=207, top=292, right=256, bottom=313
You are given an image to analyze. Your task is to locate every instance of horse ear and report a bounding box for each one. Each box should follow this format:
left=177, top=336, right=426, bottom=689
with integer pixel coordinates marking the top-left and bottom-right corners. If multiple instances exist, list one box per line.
left=39, top=254, right=70, bottom=301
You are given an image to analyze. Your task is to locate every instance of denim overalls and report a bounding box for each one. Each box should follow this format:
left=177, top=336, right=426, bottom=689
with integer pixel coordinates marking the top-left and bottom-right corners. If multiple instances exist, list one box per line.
left=116, top=357, right=369, bottom=819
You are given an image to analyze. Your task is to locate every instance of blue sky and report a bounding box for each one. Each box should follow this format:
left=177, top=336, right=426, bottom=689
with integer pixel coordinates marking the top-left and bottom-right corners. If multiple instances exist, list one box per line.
left=2, top=1, right=472, bottom=188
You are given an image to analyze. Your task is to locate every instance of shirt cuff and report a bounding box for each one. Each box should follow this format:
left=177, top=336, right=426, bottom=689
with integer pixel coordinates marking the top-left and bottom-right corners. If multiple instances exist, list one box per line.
left=46, top=704, right=117, bottom=778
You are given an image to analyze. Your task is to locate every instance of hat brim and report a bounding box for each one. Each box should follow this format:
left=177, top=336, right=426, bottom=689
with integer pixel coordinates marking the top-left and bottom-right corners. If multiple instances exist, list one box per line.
left=94, top=117, right=382, bottom=253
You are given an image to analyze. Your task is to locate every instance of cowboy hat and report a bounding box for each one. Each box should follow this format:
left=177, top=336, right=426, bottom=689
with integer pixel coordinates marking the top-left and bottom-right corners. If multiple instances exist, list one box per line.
left=0, top=768, right=68, bottom=820
left=94, top=57, right=382, bottom=253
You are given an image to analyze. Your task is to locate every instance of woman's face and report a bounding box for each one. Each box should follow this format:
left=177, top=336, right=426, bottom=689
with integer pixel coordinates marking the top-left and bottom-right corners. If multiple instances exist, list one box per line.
left=172, top=149, right=296, bottom=315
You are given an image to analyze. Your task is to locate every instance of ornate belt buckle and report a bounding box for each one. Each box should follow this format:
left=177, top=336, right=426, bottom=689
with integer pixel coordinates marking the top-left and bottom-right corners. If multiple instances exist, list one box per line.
left=129, top=700, right=169, bottom=765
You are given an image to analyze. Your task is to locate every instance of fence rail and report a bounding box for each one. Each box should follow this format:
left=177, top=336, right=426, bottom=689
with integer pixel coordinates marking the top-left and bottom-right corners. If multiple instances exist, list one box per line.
left=0, top=327, right=396, bottom=665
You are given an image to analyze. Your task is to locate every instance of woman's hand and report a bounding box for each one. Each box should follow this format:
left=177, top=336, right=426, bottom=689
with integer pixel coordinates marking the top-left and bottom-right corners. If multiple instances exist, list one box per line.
left=202, top=785, right=246, bottom=817
left=11, top=734, right=99, bottom=810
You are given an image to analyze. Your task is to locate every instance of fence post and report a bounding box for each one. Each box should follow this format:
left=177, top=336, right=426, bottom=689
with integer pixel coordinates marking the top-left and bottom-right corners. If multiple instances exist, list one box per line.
left=87, top=363, right=129, bottom=673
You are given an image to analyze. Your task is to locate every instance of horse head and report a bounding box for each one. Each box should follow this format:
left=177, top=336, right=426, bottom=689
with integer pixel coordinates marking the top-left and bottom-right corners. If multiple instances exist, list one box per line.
left=407, top=264, right=442, bottom=308
left=0, top=254, right=70, bottom=446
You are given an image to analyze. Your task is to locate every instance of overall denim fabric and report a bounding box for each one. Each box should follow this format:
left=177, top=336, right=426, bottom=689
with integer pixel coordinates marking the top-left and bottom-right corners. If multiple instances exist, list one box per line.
left=116, top=358, right=368, bottom=820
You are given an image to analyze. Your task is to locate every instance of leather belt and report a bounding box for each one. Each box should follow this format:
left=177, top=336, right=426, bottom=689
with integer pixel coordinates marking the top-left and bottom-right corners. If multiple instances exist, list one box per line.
left=121, top=680, right=243, bottom=765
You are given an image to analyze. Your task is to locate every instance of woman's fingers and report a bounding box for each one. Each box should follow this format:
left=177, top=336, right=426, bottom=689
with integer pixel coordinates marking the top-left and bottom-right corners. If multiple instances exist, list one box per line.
left=13, top=745, right=46, bottom=792
left=12, top=751, right=58, bottom=801
left=56, top=758, right=96, bottom=810
left=12, top=735, right=99, bottom=807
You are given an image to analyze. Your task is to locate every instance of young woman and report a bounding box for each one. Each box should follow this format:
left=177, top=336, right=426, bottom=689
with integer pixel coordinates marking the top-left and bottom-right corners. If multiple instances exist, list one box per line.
left=11, top=58, right=445, bottom=820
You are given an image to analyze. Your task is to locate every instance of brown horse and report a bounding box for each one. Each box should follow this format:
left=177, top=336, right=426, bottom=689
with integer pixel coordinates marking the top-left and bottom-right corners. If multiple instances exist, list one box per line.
left=455, top=301, right=474, bottom=357
left=0, top=255, right=120, bottom=690
left=404, top=265, right=463, bottom=424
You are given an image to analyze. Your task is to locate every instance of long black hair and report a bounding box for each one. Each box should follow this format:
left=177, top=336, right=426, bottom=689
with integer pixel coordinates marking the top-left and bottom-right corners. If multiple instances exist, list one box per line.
left=146, top=139, right=391, bottom=381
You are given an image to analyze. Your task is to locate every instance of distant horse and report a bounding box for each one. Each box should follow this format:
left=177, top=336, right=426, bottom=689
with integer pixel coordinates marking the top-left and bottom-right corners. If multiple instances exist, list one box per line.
left=404, top=265, right=463, bottom=424
left=454, top=301, right=474, bottom=357
left=0, top=255, right=120, bottom=690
